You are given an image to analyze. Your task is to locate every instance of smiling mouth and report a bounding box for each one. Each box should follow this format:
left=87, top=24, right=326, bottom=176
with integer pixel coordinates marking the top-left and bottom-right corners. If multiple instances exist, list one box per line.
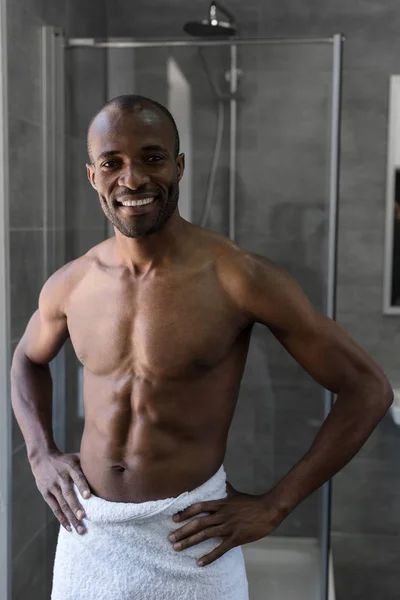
left=116, top=196, right=157, bottom=216
left=119, top=196, right=155, bottom=207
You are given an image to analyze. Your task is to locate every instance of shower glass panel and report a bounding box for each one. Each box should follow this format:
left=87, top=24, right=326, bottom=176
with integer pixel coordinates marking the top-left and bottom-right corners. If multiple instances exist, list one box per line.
left=62, top=36, right=340, bottom=600
left=227, top=42, right=334, bottom=600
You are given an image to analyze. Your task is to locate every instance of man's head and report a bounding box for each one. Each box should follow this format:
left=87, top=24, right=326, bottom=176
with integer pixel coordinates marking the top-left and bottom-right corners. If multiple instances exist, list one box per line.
left=86, top=95, right=185, bottom=239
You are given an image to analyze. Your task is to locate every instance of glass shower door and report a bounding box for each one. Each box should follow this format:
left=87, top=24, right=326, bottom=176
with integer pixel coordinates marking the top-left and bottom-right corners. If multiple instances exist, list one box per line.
left=225, top=41, right=336, bottom=600
left=62, top=36, right=341, bottom=600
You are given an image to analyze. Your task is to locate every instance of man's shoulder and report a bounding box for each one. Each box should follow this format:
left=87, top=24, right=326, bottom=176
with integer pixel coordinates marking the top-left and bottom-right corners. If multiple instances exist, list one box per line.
left=205, top=236, right=288, bottom=316
left=40, top=249, right=101, bottom=314
left=211, top=240, right=277, bottom=290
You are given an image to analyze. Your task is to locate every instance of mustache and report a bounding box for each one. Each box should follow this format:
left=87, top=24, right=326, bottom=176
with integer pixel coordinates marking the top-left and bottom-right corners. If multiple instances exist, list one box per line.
left=114, top=189, right=160, bottom=200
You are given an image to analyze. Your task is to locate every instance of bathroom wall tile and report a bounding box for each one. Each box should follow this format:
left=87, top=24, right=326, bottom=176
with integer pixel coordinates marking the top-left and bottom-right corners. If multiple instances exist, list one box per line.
left=66, top=48, right=107, bottom=139
left=41, top=0, right=67, bottom=29
left=65, top=135, right=105, bottom=233
left=332, top=456, right=400, bottom=536
left=12, top=446, right=47, bottom=560
left=8, top=118, right=43, bottom=229
left=269, top=381, right=323, bottom=413
left=108, top=0, right=260, bottom=39
left=12, top=525, right=47, bottom=600
left=66, top=0, right=107, bottom=38
left=258, top=0, right=400, bottom=58
left=63, top=339, right=84, bottom=455
left=226, top=379, right=257, bottom=493
left=339, top=70, right=388, bottom=183
left=274, top=498, right=320, bottom=539
left=8, top=42, right=42, bottom=128
left=341, top=34, right=400, bottom=72
left=65, top=227, right=106, bottom=265
left=10, top=230, right=44, bottom=341
left=14, top=0, right=44, bottom=21
left=354, top=415, right=400, bottom=462
left=12, top=412, right=24, bottom=453
left=331, top=532, right=400, bottom=600
left=7, top=0, right=43, bottom=54
left=338, top=229, right=384, bottom=288
left=272, top=412, right=322, bottom=475
left=338, top=286, right=383, bottom=324
left=254, top=43, right=333, bottom=74
left=44, top=519, right=60, bottom=598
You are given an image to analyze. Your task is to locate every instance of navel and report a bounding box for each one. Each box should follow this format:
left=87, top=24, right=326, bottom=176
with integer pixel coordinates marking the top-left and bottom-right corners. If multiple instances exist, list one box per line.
left=111, top=465, right=126, bottom=473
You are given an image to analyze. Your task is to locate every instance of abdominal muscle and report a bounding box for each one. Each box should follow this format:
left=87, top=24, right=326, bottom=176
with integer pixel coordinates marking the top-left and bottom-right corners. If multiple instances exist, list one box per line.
left=78, top=380, right=231, bottom=503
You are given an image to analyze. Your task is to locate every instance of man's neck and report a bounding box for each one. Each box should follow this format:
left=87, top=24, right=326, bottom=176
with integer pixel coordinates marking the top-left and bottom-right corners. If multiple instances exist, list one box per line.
left=112, top=211, right=189, bottom=276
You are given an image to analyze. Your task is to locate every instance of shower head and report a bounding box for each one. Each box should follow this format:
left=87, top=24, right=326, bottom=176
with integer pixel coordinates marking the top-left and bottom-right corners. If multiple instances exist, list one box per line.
left=183, top=21, right=236, bottom=37
left=183, top=1, right=237, bottom=38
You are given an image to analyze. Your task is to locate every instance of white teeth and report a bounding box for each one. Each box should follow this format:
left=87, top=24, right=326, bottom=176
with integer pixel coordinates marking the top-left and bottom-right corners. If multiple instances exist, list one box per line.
left=121, top=197, right=154, bottom=207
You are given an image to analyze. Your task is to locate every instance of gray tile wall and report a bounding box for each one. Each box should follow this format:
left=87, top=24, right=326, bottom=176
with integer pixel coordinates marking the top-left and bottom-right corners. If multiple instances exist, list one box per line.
left=104, top=1, right=400, bottom=597
left=8, top=0, right=397, bottom=596
left=8, top=1, right=107, bottom=598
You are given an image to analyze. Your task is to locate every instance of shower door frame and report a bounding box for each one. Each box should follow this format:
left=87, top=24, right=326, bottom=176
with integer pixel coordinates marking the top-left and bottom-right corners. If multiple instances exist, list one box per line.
left=63, top=34, right=343, bottom=600
left=0, top=0, right=12, bottom=600
left=0, top=0, right=11, bottom=598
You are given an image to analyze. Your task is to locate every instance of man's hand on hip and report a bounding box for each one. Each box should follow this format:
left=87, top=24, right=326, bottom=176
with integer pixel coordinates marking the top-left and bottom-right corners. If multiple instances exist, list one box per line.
left=31, top=450, right=91, bottom=535
left=168, top=483, right=284, bottom=567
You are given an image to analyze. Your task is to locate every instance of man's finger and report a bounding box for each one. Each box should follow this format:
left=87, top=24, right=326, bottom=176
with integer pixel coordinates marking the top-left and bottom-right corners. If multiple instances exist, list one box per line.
left=173, top=500, right=222, bottom=522
left=45, top=492, right=72, bottom=532
left=172, top=526, right=224, bottom=551
left=169, top=514, right=220, bottom=543
left=197, top=540, right=233, bottom=567
left=55, top=488, right=86, bottom=534
left=63, top=485, right=86, bottom=521
left=69, top=465, right=91, bottom=500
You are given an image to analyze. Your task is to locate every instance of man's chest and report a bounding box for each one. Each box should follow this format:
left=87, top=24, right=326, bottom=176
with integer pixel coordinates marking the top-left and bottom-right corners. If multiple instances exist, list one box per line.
left=65, top=270, right=247, bottom=379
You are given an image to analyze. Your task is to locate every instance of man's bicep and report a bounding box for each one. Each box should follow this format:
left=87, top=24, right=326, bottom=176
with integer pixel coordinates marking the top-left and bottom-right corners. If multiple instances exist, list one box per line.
left=16, top=274, right=70, bottom=366
left=18, top=308, right=69, bottom=366
left=239, top=254, right=382, bottom=394
left=271, top=311, right=378, bottom=394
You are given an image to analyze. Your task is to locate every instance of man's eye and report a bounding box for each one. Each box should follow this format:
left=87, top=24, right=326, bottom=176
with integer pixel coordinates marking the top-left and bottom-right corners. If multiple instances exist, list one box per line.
left=102, top=161, right=118, bottom=168
left=147, top=155, right=164, bottom=163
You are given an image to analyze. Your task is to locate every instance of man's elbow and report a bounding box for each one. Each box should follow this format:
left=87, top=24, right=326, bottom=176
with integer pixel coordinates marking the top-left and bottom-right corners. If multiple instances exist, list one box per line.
left=366, top=370, right=393, bottom=415
left=380, top=375, right=394, bottom=411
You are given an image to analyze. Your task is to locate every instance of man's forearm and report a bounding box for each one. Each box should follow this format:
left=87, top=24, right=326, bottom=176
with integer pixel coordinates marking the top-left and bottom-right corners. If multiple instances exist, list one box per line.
left=264, top=373, right=393, bottom=518
left=11, top=347, right=58, bottom=464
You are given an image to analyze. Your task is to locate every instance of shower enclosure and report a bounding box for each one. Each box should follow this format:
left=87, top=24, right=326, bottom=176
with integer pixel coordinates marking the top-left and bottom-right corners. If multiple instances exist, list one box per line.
left=42, top=28, right=342, bottom=600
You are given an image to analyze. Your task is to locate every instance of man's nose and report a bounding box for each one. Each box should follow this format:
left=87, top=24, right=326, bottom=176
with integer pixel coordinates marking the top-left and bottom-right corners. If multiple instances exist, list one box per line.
left=118, top=164, right=150, bottom=190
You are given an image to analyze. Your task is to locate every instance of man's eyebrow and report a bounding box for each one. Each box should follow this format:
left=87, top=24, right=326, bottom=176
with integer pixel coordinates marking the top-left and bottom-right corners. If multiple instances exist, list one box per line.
left=96, top=146, right=169, bottom=162
left=141, top=144, right=169, bottom=153
left=96, top=150, right=121, bottom=162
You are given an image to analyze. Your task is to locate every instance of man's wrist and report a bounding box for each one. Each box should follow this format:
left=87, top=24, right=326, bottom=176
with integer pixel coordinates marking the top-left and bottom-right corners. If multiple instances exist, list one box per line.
left=28, top=443, right=59, bottom=467
left=259, top=483, right=295, bottom=524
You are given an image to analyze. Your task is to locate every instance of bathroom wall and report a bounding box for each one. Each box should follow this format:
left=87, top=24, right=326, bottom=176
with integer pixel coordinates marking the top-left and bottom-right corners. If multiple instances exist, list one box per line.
left=7, top=0, right=400, bottom=598
left=7, top=1, right=107, bottom=598
left=105, top=1, right=400, bottom=598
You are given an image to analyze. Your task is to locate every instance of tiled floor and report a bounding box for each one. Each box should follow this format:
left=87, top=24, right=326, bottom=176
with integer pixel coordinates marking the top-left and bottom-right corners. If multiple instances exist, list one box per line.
left=242, top=536, right=335, bottom=600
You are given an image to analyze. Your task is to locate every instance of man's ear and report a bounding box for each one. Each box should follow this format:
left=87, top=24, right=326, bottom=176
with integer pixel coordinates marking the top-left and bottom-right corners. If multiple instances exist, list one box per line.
left=86, top=163, right=97, bottom=190
left=176, top=153, right=185, bottom=182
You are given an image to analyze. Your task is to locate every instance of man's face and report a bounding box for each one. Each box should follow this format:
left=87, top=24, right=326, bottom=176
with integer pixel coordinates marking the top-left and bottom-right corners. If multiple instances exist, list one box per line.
left=86, top=106, right=185, bottom=239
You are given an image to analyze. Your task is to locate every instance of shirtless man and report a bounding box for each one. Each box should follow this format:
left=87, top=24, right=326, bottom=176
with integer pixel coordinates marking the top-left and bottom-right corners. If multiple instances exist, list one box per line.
left=11, top=95, right=392, bottom=599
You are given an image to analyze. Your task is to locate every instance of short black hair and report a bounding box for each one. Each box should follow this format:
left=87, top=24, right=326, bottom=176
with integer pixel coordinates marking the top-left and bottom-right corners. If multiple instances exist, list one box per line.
left=87, top=94, right=180, bottom=163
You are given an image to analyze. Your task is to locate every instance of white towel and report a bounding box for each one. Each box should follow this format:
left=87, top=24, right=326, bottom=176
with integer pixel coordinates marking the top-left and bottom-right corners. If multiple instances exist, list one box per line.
left=51, top=464, right=249, bottom=600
